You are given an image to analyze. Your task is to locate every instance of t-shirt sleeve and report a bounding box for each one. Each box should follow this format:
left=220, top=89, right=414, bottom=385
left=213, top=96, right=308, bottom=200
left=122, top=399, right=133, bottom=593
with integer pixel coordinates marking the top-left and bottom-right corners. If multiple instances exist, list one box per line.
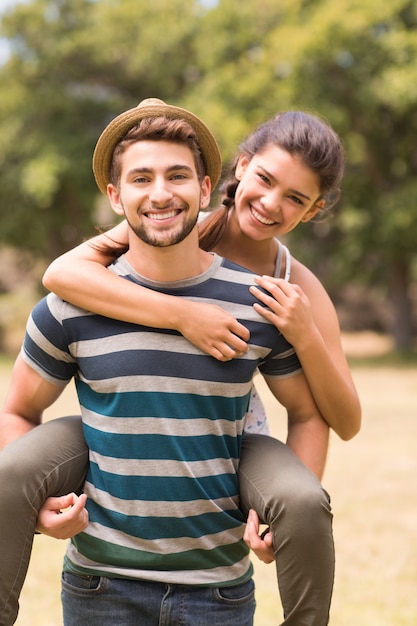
left=22, top=294, right=78, bottom=385
left=257, top=345, right=302, bottom=379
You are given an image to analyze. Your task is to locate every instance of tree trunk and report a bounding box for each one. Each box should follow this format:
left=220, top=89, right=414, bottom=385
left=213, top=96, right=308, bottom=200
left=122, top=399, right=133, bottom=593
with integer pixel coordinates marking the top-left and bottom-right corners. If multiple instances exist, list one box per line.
left=388, top=257, right=414, bottom=350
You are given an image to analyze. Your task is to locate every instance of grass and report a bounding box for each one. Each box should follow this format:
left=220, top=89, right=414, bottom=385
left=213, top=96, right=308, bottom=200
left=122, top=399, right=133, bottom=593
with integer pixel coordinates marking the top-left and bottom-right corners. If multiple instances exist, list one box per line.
left=1, top=343, right=417, bottom=625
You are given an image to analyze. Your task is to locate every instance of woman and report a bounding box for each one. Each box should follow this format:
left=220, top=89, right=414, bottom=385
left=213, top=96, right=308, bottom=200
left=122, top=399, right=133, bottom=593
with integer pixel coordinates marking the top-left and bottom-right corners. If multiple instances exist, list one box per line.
left=0, top=111, right=360, bottom=626
left=43, top=111, right=360, bottom=441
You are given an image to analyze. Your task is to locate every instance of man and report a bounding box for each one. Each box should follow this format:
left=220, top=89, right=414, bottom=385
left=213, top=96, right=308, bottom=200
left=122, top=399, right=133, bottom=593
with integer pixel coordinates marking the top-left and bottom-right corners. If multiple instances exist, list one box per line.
left=1, top=99, right=332, bottom=625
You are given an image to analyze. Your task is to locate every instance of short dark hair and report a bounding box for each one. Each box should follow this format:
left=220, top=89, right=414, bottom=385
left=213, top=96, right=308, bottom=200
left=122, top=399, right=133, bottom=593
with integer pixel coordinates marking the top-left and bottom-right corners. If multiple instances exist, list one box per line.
left=109, top=117, right=207, bottom=188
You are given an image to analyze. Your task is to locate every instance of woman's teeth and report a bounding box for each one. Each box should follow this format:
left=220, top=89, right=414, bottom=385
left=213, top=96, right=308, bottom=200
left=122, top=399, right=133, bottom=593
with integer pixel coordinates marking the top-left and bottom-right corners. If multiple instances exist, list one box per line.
left=251, top=207, right=275, bottom=225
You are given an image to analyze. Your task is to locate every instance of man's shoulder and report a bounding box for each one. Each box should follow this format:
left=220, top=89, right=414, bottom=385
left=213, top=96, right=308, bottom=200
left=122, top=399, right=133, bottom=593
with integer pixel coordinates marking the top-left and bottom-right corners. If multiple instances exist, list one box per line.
left=219, top=256, right=253, bottom=274
left=30, top=292, right=94, bottom=326
left=212, top=255, right=256, bottom=287
left=217, top=255, right=254, bottom=275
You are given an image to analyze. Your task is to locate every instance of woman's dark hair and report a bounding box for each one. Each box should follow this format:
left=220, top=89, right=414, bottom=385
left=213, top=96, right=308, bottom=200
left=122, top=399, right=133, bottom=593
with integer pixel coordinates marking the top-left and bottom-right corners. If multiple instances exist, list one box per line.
left=199, top=111, right=344, bottom=252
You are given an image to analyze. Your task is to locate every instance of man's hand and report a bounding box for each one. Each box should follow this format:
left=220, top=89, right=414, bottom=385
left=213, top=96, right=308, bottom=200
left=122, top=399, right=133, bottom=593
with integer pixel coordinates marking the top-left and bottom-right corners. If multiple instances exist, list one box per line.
left=36, top=493, right=88, bottom=539
left=243, top=509, right=275, bottom=564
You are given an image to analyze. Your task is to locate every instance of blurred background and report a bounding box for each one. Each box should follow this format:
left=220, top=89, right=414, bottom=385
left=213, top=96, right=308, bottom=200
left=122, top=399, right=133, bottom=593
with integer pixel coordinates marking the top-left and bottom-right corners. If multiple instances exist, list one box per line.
left=0, top=0, right=416, bottom=354
left=0, top=1, right=416, bottom=624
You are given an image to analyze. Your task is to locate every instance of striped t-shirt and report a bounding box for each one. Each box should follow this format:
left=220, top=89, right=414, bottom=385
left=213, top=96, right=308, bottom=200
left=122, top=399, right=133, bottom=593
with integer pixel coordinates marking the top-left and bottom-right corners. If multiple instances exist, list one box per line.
left=22, top=254, right=301, bottom=588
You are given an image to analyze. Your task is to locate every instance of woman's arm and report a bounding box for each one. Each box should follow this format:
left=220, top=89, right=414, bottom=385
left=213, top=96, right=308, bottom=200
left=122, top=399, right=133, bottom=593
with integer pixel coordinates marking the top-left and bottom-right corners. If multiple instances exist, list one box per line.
left=265, top=369, right=330, bottom=479
left=250, top=261, right=361, bottom=441
left=43, top=222, right=250, bottom=362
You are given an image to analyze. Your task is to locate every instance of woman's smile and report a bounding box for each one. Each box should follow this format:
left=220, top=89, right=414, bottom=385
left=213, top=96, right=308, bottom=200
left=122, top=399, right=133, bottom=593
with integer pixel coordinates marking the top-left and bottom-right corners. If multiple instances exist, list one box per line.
left=249, top=205, right=277, bottom=226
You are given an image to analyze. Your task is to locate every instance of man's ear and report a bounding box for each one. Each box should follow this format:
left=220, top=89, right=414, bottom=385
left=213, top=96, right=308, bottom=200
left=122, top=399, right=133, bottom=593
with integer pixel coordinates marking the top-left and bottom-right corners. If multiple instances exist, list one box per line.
left=200, top=175, right=211, bottom=209
left=301, top=199, right=326, bottom=223
left=235, top=154, right=249, bottom=181
left=107, top=184, right=124, bottom=217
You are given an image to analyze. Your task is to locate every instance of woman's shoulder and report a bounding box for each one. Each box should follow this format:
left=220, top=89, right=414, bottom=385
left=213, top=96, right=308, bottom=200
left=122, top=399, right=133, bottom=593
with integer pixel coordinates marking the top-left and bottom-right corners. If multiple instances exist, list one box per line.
left=289, top=255, right=331, bottom=299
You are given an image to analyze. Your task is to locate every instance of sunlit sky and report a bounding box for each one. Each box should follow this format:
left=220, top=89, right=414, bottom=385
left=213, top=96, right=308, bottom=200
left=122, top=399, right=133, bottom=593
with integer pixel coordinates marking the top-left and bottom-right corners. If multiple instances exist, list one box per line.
left=0, top=0, right=219, bottom=64
left=0, top=0, right=25, bottom=12
left=0, top=0, right=27, bottom=62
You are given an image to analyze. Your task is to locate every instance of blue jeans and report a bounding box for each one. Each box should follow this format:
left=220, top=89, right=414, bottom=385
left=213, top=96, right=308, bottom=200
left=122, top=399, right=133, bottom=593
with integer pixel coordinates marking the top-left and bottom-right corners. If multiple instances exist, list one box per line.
left=61, top=573, right=255, bottom=626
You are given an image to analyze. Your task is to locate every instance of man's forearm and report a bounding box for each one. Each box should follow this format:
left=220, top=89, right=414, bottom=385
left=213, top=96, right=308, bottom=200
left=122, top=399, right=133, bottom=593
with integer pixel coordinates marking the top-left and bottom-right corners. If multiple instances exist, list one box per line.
left=0, top=353, right=62, bottom=450
left=0, top=413, right=37, bottom=449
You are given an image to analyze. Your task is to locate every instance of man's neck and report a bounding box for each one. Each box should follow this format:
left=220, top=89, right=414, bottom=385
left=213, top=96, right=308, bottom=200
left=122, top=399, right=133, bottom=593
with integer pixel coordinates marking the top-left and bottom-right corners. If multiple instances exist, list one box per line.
left=124, top=230, right=213, bottom=282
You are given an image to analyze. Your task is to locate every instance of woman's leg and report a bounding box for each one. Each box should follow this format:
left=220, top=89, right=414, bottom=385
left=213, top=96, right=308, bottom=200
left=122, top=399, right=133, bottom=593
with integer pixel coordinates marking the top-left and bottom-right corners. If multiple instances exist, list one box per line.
left=239, top=433, right=334, bottom=626
left=0, top=416, right=88, bottom=626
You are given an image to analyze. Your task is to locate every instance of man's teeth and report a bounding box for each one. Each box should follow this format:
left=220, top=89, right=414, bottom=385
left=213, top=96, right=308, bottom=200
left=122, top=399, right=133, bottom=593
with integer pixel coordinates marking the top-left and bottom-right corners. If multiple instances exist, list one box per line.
left=147, top=210, right=178, bottom=220
left=251, top=207, right=275, bottom=225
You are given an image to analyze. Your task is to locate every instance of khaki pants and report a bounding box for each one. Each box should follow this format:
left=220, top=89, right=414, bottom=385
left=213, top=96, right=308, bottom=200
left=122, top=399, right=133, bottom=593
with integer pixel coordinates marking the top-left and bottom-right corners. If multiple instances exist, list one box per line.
left=0, top=420, right=333, bottom=626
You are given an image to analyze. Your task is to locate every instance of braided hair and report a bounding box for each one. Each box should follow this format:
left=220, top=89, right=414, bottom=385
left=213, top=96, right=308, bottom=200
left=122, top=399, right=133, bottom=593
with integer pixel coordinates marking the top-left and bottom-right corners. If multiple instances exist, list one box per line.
left=198, top=111, right=344, bottom=252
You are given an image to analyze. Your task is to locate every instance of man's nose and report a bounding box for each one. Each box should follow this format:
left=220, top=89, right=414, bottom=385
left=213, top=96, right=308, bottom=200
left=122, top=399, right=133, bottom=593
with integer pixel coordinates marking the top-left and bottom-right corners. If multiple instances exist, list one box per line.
left=149, top=178, right=173, bottom=205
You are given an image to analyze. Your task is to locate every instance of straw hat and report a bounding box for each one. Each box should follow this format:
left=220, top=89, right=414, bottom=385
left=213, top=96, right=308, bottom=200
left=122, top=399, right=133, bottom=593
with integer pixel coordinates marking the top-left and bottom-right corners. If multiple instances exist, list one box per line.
left=92, top=98, right=222, bottom=195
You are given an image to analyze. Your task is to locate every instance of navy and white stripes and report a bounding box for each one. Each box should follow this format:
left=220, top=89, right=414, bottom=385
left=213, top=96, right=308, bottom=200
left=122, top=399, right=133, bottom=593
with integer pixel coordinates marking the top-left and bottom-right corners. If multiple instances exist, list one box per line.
left=22, top=254, right=301, bottom=587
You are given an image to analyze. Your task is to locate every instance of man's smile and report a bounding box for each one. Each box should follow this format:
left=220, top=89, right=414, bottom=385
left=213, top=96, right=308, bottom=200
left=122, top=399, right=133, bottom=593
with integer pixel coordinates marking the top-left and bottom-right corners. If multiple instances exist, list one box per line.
left=145, top=209, right=182, bottom=221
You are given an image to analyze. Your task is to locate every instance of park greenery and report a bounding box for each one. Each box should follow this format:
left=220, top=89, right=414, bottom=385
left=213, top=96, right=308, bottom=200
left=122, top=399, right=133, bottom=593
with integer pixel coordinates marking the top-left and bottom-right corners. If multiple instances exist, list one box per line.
left=0, top=0, right=416, bottom=349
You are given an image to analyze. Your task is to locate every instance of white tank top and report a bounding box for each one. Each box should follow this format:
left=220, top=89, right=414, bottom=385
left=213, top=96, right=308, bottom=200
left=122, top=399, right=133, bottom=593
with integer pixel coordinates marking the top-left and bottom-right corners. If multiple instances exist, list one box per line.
left=244, top=240, right=291, bottom=435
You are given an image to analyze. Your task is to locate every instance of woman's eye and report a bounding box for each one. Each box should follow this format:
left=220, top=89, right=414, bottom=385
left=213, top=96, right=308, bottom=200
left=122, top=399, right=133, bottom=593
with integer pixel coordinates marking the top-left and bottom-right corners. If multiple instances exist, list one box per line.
left=289, top=195, right=304, bottom=206
left=258, top=173, right=271, bottom=185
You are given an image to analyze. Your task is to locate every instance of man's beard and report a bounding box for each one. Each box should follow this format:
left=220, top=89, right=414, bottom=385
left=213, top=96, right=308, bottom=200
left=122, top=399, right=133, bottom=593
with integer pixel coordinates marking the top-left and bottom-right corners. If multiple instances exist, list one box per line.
left=124, top=204, right=199, bottom=248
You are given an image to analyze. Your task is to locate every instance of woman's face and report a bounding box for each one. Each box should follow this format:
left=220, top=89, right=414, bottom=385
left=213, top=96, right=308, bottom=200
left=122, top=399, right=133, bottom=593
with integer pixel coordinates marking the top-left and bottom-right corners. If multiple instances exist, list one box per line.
left=234, top=144, right=324, bottom=241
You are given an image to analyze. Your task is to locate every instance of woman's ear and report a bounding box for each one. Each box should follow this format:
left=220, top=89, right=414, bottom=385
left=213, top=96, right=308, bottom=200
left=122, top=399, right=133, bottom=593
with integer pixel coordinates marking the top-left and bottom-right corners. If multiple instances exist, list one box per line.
left=235, top=154, right=249, bottom=181
left=301, top=199, right=326, bottom=222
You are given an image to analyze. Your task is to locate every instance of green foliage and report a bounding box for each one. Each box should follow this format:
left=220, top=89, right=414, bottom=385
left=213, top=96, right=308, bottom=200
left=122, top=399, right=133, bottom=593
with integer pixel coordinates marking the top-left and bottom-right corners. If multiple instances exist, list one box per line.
left=190, top=0, right=417, bottom=346
left=0, top=0, right=416, bottom=346
left=0, top=0, right=199, bottom=256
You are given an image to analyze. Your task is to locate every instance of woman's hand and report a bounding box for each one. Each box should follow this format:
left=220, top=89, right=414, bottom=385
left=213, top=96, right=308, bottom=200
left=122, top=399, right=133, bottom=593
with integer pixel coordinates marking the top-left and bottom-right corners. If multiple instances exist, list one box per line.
left=250, top=276, right=315, bottom=349
left=178, top=301, right=250, bottom=361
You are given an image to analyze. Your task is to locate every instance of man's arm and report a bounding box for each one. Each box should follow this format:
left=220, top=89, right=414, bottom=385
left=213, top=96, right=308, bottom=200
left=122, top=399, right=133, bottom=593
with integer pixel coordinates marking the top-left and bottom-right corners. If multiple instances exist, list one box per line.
left=36, top=493, right=89, bottom=538
left=0, top=353, right=64, bottom=448
left=1, top=354, right=89, bottom=538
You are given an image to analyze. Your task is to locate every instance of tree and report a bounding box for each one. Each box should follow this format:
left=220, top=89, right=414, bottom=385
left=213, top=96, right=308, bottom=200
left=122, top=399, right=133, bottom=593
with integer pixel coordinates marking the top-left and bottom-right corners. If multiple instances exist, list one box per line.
left=0, top=0, right=200, bottom=258
left=187, top=0, right=417, bottom=349
left=284, top=0, right=417, bottom=349
left=1, top=0, right=416, bottom=348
